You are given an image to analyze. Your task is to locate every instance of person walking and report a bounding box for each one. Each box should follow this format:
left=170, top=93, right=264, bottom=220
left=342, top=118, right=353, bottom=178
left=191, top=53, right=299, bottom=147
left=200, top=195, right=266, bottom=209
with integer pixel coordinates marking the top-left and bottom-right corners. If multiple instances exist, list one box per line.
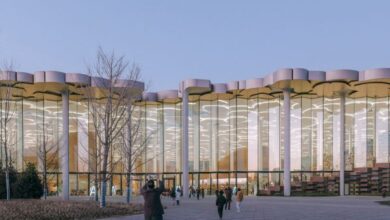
left=170, top=187, right=176, bottom=205
left=216, top=190, right=227, bottom=220
left=201, top=188, right=205, bottom=199
left=189, top=186, right=193, bottom=198
left=192, top=187, right=196, bottom=198
left=196, top=187, right=200, bottom=200
left=175, top=187, right=181, bottom=205
left=235, top=188, right=244, bottom=213
left=224, top=186, right=232, bottom=210
left=141, top=179, right=165, bottom=220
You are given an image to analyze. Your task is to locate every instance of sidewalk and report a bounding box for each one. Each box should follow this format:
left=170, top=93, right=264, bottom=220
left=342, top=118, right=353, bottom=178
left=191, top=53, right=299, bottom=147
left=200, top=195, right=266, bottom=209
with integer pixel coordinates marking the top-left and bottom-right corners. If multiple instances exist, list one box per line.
left=101, top=196, right=390, bottom=220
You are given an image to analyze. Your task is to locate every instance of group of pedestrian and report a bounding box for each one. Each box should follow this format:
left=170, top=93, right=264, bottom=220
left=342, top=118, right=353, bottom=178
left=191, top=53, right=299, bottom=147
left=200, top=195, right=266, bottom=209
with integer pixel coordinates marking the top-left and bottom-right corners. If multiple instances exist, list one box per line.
left=215, top=186, right=244, bottom=219
left=189, top=185, right=205, bottom=200
left=141, top=179, right=245, bottom=220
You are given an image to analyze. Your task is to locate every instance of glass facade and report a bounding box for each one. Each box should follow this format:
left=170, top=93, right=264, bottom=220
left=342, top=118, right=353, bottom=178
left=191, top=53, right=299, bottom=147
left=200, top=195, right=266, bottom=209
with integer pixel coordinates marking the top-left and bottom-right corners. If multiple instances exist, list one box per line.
left=2, top=69, right=390, bottom=197
left=1, top=94, right=389, bottom=196
left=140, top=94, right=388, bottom=195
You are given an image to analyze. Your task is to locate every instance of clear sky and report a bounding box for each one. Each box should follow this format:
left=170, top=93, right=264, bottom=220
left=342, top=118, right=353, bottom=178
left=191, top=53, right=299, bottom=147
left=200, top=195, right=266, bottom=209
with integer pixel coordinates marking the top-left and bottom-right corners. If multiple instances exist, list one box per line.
left=1, top=0, right=390, bottom=91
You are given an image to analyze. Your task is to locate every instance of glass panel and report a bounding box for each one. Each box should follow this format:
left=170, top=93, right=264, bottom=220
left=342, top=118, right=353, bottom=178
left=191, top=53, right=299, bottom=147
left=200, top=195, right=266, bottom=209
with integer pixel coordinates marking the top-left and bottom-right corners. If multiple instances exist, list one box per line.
left=199, top=101, right=211, bottom=171
left=332, top=98, right=340, bottom=170
left=237, top=98, right=248, bottom=171
left=199, top=173, right=210, bottom=195
left=211, top=100, right=218, bottom=172
left=269, top=172, right=280, bottom=194
left=291, top=98, right=301, bottom=171
left=323, top=98, right=333, bottom=170
left=237, top=173, right=247, bottom=195
left=269, top=99, right=280, bottom=171
left=259, top=173, right=269, bottom=193
left=345, top=98, right=354, bottom=171
left=189, top=101, right=200, bottom=172
left=229, top=98, right=237, bottom=171
left=164, top=103, right=176, bottom=172
left=78, top=174, right=88, bottom=196
left=367, top=98, right=375, bottom=168
left=354, top=98, right=367, bottom=168
left=248, top=99, right=258, bottom=171
left=280, top=98, right=284, bottom=170
left=211, top=173, right=218, bottom=195
left=23, top=100, right=38, bottom=166
left=301, top=98, right=311, bottom=171
left=218, top=100, right=229, bottom=171
left=47, top=173, right=58, bottom=196
left=218, top=173, right=229, bottom=190
left=375, top=97, right=389, bottom=164
left=248, top=172, right=257, bottom=195
left=146, top=104, right=159, bottom=173
left=259, top=99, right=269, bottom=171
left=175, top=103, right=182, bottom=172
left=70, top=174, right=78, bottom=195
left=112, top=174, right=122, bottom=196
left=312, top=98, right=323, bottom=171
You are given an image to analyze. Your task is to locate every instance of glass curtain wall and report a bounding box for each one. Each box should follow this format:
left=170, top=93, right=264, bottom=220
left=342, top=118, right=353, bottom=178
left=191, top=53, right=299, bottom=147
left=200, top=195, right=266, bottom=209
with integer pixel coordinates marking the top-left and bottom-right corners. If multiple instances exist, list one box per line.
left=2, top=93, right=390, bottom=196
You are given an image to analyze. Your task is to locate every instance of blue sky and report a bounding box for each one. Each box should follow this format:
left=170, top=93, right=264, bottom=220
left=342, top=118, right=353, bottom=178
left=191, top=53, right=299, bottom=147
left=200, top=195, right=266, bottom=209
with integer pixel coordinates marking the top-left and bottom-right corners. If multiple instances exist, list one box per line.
left=1, top=0, right=390, bottom=91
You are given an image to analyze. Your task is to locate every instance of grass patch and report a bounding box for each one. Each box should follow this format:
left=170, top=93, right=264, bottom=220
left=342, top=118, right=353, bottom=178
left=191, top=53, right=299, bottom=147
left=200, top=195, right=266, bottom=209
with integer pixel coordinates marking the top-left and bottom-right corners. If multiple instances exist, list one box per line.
left=0, top=199, right=142, bottom=220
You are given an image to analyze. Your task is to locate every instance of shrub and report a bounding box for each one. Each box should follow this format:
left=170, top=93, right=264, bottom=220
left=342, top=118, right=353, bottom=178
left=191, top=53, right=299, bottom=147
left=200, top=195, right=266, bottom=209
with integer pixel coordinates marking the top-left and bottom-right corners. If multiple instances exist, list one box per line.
left=0, top=164, right=18, bottom=199
left=0, top=200, right=143, bottom=220
left=13, top=163, right=43, bottom=199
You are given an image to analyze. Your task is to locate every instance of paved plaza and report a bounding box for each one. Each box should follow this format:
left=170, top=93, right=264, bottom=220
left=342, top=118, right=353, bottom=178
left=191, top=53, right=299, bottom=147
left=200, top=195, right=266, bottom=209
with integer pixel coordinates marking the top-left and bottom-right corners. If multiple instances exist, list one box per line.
left=103, top=196, right=390, bottom=220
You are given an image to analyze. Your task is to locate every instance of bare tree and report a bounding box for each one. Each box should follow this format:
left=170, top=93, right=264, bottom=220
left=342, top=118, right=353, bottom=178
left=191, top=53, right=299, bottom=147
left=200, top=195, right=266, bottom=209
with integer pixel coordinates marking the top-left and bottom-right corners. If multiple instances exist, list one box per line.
left=119, top=105, right=154, bottom=204
left=83, top=47, right=142, bottom=208
left=0, top=63, right=18, bottom=200
left=37, top=99, right=60, bottom=200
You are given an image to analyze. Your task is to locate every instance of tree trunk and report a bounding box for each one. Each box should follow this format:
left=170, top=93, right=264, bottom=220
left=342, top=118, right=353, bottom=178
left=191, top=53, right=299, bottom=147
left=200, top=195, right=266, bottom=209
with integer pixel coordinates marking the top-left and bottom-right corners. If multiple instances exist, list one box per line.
left=100, top=145, right=109, bottom=208
left=43, top=168, right=47, bottom=199
left=5, top=169, right=10, bottom=200
left=94, top=174, right=99, bottom=202
left=126, top=173, right=131, bottom=203
left=100, top=179, right=107, bottom=207
left=4, top=126, right=10, bottom=200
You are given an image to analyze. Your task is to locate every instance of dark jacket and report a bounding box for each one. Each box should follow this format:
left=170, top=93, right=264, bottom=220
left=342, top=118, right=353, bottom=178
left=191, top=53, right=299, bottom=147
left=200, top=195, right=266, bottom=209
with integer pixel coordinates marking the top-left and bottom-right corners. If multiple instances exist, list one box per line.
left=141, top=180, right=165, bottom=218
left=216, top=195, right=227, bottom=208
left=225, top=188, right=232, bottom=201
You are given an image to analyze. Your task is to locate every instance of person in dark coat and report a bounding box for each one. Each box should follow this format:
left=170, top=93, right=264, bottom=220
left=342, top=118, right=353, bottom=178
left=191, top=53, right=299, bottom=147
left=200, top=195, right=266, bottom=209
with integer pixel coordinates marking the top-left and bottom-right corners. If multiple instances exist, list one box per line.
left=170, top=187, right=176, bottom=205
left=216, top=190, right=227, bottom=220
left=381, top=185, right=387, bottom=198
left=201, top=188, right=205, bottom=199
left=196, top=187, right=200, bottom=200
left=141, top=179, right=165, bottom=220
left=224, top=186, right=232, bottom=210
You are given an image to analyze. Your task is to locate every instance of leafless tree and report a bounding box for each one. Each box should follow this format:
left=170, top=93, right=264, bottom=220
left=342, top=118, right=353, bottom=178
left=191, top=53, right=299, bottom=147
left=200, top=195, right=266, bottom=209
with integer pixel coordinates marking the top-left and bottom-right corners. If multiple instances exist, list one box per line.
left=83, top=47, right=143, bottom=208
left=119, top=105, right=154, bottom=204
left=36, top=100, right=60, bottom=200
left=0, top=62, right=18, bottom=200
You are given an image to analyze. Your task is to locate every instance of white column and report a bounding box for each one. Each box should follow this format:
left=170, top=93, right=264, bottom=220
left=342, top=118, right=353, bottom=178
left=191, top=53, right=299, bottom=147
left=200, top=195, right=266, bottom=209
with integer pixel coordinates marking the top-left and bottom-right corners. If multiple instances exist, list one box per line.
left=182, top=88, right=189, bottom=198
left=61, top=91, right=69, bottom=200
left=283, top=89, right=291, bottom=196
left=339, top=93, right=345, bottom=196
